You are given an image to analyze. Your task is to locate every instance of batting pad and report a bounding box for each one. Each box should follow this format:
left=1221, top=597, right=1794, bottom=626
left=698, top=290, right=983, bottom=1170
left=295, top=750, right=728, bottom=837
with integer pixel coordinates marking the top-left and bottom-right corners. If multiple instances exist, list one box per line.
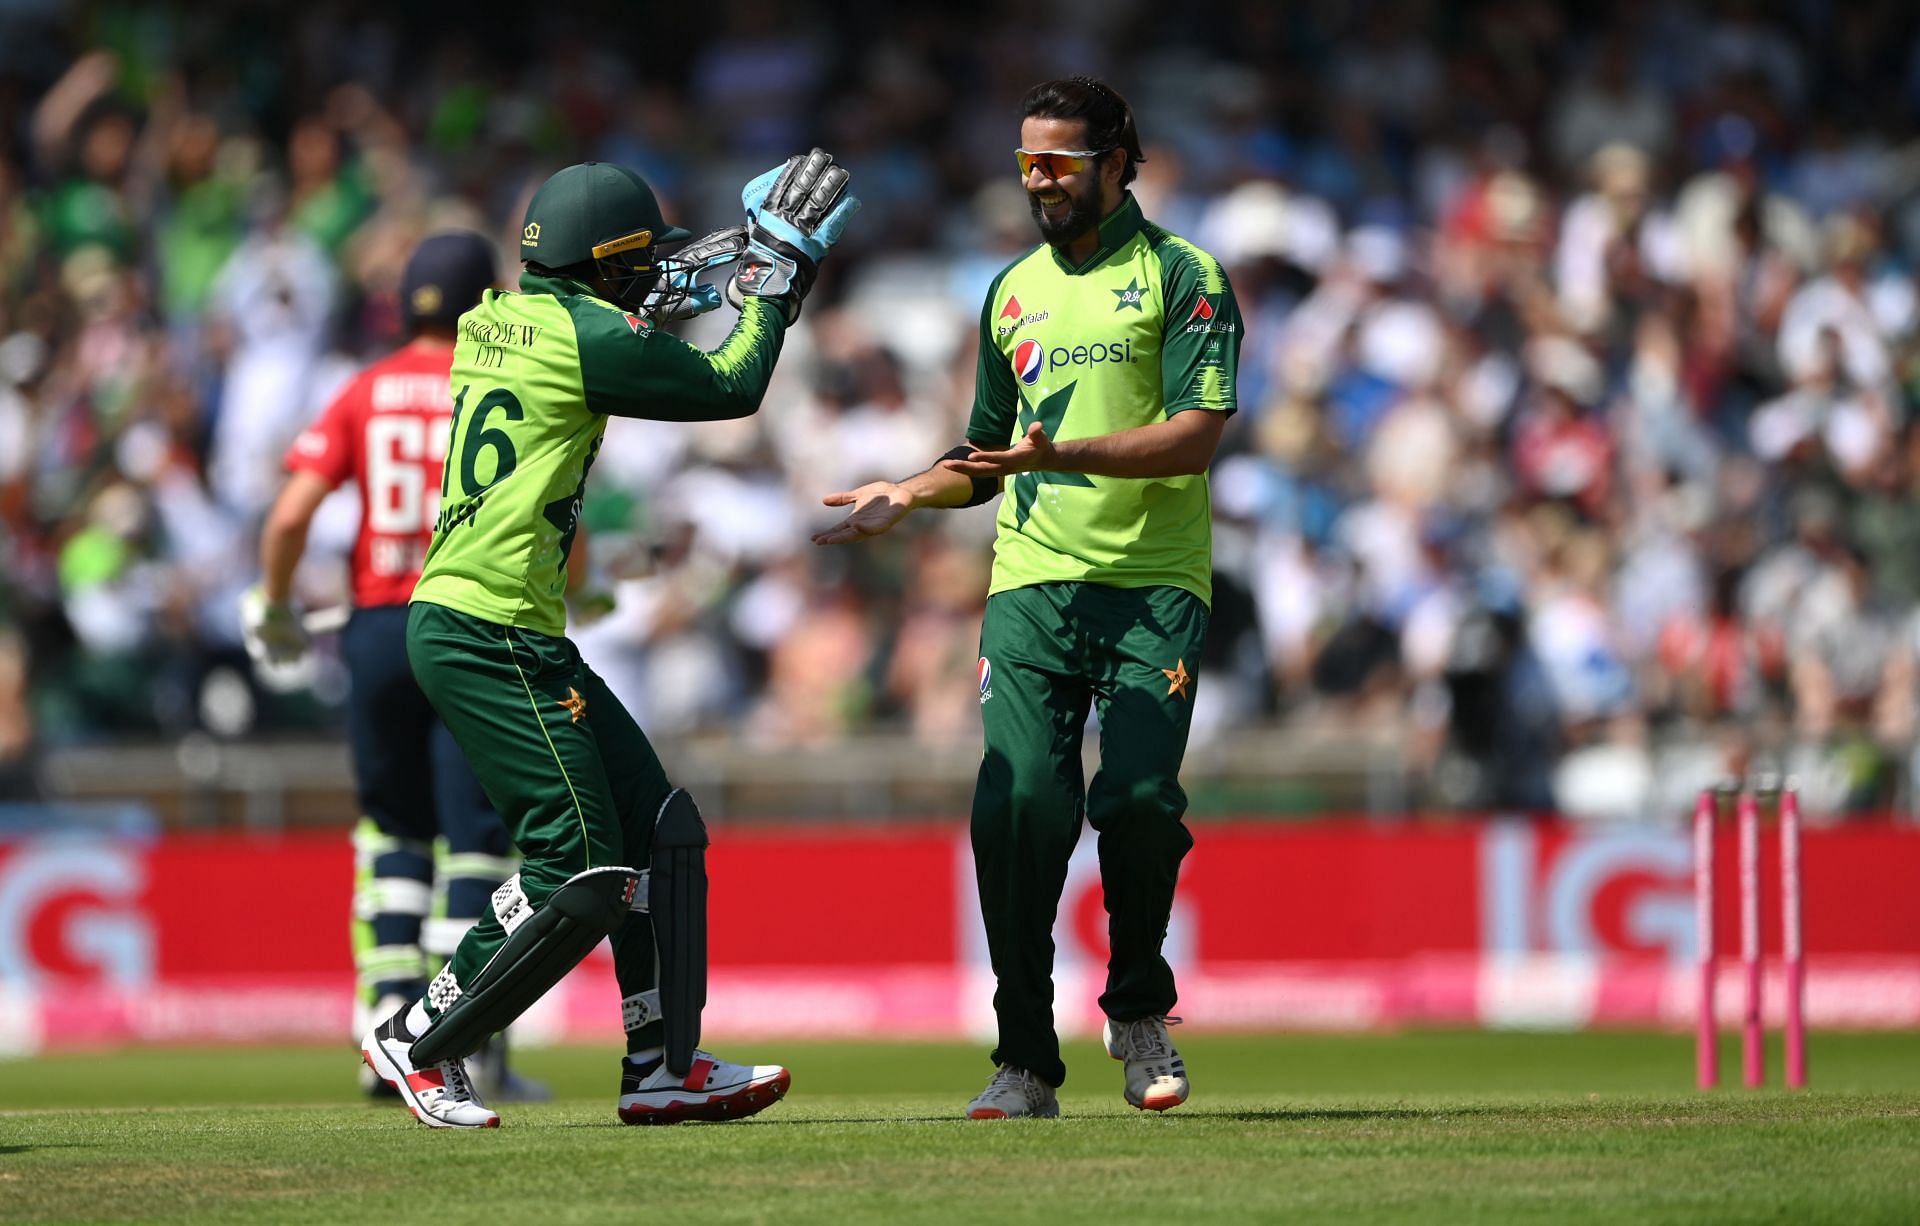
left=650, top=789, right=709, bottom=1076
left=409, top=865, right=638, bottom=1065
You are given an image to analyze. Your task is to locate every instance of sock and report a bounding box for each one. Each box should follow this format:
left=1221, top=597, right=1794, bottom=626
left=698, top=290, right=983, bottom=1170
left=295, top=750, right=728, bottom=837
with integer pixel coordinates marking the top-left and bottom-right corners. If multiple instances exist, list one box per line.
left=405, top=1000, right=433, bottom=1038
left=624, top=1046, right=663, bottom=1068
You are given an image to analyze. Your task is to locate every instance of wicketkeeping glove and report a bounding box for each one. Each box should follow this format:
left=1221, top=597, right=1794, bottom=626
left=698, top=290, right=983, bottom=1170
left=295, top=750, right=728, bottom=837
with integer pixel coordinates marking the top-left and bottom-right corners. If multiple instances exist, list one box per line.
left=645, top=226, right=749, bottom=321
left=239, top=585, right=310, bottom=669
left=726, top=148, right=860, bottom=322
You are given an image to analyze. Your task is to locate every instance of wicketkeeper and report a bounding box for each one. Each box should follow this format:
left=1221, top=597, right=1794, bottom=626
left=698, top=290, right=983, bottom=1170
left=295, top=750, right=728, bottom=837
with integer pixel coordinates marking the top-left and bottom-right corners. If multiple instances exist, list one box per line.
left=361, top=154, right=858, bottom=1128
left=245, top=232, right=544, bottom=1105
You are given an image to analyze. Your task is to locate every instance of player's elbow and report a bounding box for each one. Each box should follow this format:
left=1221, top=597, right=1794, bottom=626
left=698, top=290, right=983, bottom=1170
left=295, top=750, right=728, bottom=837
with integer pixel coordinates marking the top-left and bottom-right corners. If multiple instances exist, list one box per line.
left=687, top=378, right=766, bottom=422
left=715, top=390, right=766, bottom=421
left=1166, top=412, right=1225, bottom=476
left=262, top=496, right=317, bottom=545
left=258, top=516, right=311, bottom=576
left=1165, top=444, right=1214, bottom=477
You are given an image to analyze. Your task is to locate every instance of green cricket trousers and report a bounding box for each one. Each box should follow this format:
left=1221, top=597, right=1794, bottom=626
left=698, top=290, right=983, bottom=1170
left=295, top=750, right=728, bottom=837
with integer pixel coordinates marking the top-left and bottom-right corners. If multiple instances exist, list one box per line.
left=973, top=581, right=1207, bottom=1087
left=405, top=600, right=667, bottom=1053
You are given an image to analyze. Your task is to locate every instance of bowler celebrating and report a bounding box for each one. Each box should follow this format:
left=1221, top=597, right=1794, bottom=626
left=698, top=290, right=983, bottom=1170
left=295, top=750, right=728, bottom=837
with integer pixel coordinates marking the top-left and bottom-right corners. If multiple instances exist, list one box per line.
left=814, top=78, right=1239, bottom=1119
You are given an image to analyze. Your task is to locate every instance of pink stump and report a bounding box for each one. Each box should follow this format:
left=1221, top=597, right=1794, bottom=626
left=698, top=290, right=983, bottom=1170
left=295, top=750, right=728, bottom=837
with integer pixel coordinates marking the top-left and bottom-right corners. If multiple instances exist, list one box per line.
left=1739, top=789, right=1763, bottom=1088
left=1781, top=784, right=1807, bottom=1089
left=1694, top=788, right=1718, bottom=1090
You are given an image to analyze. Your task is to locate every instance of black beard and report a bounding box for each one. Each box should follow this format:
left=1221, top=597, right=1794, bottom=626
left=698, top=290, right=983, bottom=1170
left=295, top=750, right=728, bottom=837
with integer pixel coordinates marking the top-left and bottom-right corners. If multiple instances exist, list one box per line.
left=1028, top=185, right=1101, bottom=246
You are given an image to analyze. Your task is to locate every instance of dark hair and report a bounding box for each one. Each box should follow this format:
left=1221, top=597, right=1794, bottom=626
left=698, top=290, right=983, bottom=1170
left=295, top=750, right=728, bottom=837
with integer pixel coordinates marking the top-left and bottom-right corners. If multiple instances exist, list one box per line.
left=1020, top=77, right=1145, bottom=188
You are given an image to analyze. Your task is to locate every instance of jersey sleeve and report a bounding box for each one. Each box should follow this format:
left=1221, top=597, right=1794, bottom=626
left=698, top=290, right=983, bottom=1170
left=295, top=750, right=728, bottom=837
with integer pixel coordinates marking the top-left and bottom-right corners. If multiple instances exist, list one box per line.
left=282, top=373, right=361, bottom=487
left=964, top=266, right=1021, bottom=447
left=564, top=296, right=789, bottom=422
left=1156, top=240, right=1241, bottom=417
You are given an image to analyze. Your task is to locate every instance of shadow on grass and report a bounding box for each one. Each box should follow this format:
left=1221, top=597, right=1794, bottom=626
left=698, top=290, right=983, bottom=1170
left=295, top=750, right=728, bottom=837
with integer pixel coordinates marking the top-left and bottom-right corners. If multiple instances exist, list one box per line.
left=550, top=1108, right=1515, bottom=1128
left=0, top=1143, right=99, bottom=1154
left=549, top=1116, right=966, bottom=1128
left=1192, top=1107, right=1502, bottom=1123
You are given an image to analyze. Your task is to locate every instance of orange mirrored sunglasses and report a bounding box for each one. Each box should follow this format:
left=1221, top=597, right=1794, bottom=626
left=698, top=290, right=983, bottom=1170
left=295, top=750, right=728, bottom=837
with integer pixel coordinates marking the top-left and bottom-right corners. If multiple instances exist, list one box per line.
left=1015, top=147, right=1113, bottom=179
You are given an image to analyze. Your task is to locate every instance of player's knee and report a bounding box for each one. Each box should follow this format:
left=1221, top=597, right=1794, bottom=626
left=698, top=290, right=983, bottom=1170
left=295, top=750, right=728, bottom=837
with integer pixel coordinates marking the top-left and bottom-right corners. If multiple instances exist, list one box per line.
left=653, top=787, right=708, bottom=851
left=548, top=866, right=642, bottom=938
left=1005, top=776, right=1071, bottom=818
left=1097, top=772, right=1176, bottom=823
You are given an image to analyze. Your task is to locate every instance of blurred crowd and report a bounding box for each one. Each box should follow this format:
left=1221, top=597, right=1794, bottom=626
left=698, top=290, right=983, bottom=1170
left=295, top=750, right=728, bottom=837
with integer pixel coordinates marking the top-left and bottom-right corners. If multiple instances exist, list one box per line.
left=7, top=0, right=1920, bottom=819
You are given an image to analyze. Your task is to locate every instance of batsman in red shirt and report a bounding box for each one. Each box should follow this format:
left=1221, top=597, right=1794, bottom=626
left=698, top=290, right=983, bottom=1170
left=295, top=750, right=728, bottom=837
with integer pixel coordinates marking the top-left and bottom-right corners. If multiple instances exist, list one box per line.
left=242, top=233, right=540, bottom=1100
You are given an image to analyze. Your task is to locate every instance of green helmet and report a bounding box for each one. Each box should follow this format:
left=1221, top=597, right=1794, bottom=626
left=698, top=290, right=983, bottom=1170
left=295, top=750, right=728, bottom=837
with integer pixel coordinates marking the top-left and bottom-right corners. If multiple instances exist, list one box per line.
left=519, top=162, right=692, bottom=308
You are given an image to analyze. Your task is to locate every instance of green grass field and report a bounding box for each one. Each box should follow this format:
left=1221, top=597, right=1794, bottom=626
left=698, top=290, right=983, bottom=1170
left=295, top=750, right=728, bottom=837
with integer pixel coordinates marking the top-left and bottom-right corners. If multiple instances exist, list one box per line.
left=4, top=1032, right=1919, bottom=1224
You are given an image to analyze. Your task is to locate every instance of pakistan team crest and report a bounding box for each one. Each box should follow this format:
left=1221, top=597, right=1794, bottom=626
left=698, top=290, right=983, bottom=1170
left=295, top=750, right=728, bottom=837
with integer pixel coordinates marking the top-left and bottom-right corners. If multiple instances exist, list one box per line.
left=1162, top=659, right=1193, bottom=700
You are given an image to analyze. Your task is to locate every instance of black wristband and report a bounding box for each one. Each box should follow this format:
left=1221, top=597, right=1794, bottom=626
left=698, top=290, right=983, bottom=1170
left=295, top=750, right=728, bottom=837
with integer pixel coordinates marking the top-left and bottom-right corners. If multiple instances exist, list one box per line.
left=938, top=445, right=999, bottom=508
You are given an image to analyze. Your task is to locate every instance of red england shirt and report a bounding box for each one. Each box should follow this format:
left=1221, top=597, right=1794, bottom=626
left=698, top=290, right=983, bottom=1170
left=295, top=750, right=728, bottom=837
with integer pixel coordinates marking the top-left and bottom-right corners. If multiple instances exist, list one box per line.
left=283, top=339, right=454, bottom=608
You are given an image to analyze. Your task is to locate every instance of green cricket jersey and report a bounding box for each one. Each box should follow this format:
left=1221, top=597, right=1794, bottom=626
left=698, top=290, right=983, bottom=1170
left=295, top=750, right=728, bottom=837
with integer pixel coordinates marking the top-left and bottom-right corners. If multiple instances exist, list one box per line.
left=967, top=194, right=1240, bottom=606
left=413, top=272, right=788, bottom=635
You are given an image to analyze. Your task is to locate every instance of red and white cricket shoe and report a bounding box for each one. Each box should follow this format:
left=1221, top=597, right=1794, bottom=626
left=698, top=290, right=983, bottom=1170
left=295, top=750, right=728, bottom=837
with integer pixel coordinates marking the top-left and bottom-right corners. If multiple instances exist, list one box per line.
left=360, top=1010, right=500, bottom=1129
left=617, top=1051, right=790, bottom=1124
left=1104, top=1015, right=1189, bottom=1111
left=965, top=1065, right=1059, bottom=1119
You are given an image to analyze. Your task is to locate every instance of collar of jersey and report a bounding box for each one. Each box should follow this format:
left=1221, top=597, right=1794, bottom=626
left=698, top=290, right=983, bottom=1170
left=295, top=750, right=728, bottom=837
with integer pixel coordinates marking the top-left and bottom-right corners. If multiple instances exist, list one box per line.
left=1048, top=192, right=1145, bottom=276
left=519, top=269, right=602, bottom=300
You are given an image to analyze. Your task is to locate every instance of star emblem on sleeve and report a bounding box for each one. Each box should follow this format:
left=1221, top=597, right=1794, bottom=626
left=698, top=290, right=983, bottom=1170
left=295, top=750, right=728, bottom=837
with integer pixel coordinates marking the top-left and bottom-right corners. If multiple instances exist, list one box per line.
left=1161, top=658, right=1193, bottom=700
left=559, top=686, right=588, bottom=723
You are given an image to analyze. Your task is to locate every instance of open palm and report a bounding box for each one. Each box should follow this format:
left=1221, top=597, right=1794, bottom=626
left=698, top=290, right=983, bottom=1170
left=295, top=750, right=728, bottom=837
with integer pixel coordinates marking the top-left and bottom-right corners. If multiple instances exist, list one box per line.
left=812, top=481, right=913, bottom=545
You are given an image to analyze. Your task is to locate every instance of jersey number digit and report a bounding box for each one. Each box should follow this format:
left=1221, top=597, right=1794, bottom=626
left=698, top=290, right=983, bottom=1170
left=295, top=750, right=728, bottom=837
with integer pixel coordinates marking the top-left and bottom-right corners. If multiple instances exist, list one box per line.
left=365, top=415, right=449, bottom=534
left=448, top=385, right=524, bottom=497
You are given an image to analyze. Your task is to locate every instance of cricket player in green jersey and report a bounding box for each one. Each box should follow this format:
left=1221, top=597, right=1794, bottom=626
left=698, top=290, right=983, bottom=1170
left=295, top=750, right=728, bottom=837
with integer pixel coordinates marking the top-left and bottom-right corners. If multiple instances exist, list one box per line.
left=361, top=154, right=859, bottom=1128
left=815, top=77, right=1239, bottom=1120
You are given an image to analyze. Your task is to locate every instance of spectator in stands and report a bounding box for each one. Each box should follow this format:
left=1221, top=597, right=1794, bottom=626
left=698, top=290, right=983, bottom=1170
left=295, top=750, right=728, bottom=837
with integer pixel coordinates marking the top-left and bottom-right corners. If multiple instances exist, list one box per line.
left=6, top=3, right=1920, bottom=819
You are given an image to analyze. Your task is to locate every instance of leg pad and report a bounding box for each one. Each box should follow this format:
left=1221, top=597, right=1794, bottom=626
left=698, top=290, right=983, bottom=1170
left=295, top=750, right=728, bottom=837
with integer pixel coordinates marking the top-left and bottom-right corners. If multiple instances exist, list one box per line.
left=409, top=865, right=639, bottom=1065
left=650, top=789, right=709, bottom=1076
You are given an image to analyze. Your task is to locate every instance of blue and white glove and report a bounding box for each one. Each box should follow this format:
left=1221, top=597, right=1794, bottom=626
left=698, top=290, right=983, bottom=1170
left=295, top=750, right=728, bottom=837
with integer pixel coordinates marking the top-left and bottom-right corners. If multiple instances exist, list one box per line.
left=727, top=148, right=860, bottom=322
left=660, top=282, right=724, bottom=319
left=645, top=226, right=748, bottom=321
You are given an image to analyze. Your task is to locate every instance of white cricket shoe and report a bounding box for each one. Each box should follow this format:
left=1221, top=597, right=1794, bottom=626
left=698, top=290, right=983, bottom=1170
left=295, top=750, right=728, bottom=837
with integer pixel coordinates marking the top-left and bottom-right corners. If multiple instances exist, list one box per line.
left=617, top=1051, right=790, bottom=1124
left=965, top=1065, right=1060, bottom=1120
left=357, top=993, right=410, bottom=1100
left=360, top=1010, right=500, bottom=1129
left=1105, top=1015, right=1189, bottom=1111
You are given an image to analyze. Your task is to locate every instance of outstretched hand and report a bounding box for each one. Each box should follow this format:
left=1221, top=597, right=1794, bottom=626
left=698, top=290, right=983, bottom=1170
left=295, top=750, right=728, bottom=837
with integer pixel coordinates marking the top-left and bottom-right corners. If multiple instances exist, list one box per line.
left=939, top=422, right=1057, bottom=478
left=812, top=481, right=914, bottom=545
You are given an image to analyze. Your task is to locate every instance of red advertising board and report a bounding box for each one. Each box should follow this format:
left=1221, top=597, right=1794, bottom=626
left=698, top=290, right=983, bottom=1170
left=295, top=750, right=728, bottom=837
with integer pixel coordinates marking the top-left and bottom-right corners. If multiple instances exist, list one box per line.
left=1, top=821, right=1916, bottom=1052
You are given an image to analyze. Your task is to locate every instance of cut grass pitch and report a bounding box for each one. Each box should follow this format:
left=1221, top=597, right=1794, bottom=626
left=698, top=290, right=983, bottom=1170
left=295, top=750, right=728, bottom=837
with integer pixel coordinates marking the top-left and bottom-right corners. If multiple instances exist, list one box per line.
left=3, top=1032, right=1919, bottom=1224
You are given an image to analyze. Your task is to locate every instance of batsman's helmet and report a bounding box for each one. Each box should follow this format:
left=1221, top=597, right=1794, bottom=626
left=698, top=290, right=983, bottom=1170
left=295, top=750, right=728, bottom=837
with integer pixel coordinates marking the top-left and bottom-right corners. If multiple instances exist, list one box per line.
left=519, top=162, right=691, bottom=310
left=401, top=230, right=497, bottom=332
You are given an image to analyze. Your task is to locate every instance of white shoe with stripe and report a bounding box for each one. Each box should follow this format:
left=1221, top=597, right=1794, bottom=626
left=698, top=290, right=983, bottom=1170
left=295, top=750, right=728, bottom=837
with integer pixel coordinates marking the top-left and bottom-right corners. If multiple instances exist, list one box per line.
left=360, top=1009, right=499, bottom=1129
left=617, top=1051, right=790, bottom=1124
left=1104, top=1015, right=1189, bottom=1111
left=965, top=1065, right=1060, bottom=1119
